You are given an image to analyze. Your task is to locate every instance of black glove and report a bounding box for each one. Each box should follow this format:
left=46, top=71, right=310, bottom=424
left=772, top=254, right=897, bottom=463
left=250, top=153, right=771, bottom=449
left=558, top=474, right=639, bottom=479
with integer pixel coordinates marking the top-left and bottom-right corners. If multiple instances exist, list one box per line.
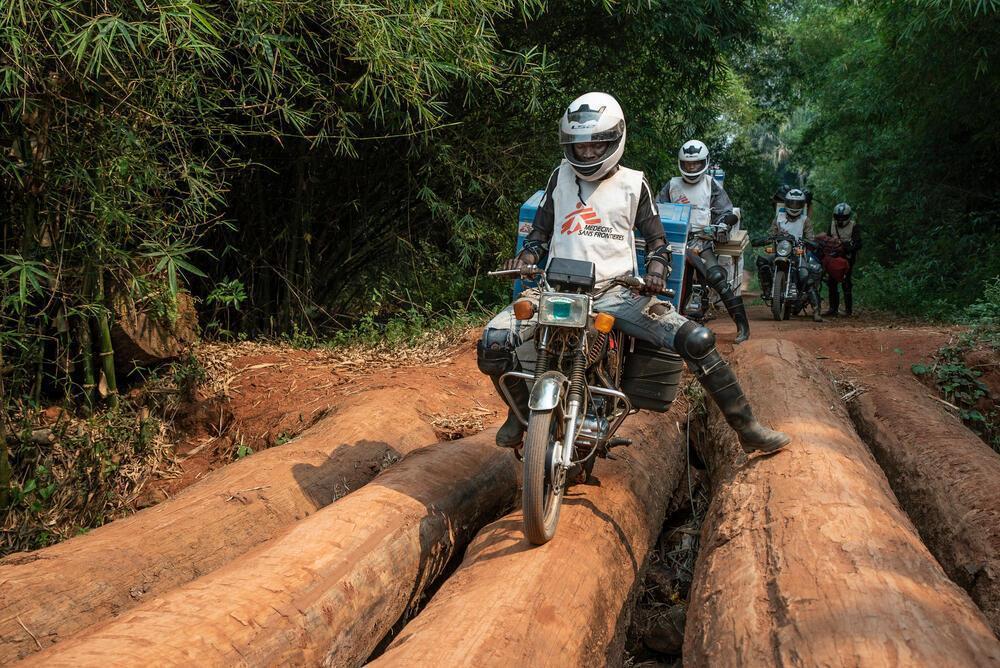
left=804, top=189, right=813, bottom=204
left=714, top=225, right=730, bottom=244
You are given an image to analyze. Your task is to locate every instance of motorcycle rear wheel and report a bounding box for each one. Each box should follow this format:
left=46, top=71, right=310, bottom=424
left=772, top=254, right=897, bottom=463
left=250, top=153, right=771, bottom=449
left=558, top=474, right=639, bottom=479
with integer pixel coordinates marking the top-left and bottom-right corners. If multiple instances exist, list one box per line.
left=522, top=409, right=564, bottom=545
left=771, top=269, right=786, bottom=321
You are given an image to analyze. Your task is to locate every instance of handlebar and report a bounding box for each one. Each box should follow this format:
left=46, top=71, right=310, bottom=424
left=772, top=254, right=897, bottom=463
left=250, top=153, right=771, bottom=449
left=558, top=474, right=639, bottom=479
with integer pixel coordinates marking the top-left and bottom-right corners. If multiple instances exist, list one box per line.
left=489, top=266, right=673, bottom=298
left=618, top=275, right=675, bottom=298
left=487, top=265, right=542, bottom=279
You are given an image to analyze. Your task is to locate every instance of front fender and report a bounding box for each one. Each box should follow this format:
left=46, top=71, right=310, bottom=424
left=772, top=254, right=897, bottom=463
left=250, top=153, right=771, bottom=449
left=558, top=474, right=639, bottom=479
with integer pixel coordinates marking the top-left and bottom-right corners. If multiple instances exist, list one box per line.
left=529, top=370, right=567, bottom=411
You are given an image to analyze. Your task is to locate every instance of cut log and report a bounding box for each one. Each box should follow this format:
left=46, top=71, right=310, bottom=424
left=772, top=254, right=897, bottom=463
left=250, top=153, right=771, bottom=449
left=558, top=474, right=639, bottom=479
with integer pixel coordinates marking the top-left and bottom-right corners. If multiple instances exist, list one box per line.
left=0, top=388, right=439, bottom=663
left=369, top=407, right=689, bottom=667
left=849, top=374, right=1000, bottom=636
left=16, top=431, right=517, bottom=668
left=685, top=339, right=1000, bottom=666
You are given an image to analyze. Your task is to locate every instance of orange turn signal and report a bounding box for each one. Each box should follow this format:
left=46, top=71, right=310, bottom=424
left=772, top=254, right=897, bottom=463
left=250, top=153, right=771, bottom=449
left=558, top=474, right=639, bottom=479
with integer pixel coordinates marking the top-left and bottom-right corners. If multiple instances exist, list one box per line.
left=795, top=246, right=805, bottom=256
left=594, top=312, right=615, bottom=333
left=513, top=299, right=536, bottom=321
left=764, top=245, right=775, bottom=254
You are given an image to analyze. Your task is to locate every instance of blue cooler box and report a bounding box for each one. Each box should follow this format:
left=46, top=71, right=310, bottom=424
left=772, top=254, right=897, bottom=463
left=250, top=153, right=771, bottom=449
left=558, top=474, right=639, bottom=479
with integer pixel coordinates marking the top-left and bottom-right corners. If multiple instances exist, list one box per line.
left=513, top=191, right=689, bottom=310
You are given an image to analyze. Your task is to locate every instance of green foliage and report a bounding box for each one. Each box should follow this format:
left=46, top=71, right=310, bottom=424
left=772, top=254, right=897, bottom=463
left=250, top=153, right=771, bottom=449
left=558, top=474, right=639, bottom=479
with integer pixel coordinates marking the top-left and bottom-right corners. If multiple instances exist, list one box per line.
left=767, top=0, right=1000, bottom=315
left=912, top=330, right=1000, bottom=453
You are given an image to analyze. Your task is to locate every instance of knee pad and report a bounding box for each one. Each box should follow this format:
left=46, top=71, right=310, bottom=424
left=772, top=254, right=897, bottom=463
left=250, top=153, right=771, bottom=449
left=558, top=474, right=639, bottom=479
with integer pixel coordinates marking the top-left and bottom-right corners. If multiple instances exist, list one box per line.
left=673, top=320, right=717, bottom=362
left=476, top=337, right=514, bottom=377
left=706, top=264, right=728, bottom=291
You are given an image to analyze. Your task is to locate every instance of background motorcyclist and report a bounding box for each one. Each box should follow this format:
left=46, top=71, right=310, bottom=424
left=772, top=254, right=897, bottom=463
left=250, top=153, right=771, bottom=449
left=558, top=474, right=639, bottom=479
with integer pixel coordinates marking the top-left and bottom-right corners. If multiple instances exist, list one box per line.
left=477, top=92, right=788, bottom=453
left=823, top=202, right=861, bottom=317
left=757, top=188, right=824, bottom=322
left=657, top=140, right=751, bottom=344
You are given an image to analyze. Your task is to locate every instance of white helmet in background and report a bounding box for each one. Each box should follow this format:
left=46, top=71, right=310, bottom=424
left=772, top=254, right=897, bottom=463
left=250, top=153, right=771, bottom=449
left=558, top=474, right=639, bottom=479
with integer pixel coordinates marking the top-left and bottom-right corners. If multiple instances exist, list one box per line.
left=678, top=139, right=710, bottom=184
left=559, top=92, right=626, bottom=182
left=785, top=188, right=807, bottom=219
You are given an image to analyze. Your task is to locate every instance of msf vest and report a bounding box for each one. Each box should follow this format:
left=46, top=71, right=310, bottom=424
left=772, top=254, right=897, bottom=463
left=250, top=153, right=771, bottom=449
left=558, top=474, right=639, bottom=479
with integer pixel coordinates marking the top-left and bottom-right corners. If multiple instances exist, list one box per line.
left=775, top=209, right=807, bottom=240
left=546, top=161, right=643, bottom=284
left=668, top=175, right=713, bottom=234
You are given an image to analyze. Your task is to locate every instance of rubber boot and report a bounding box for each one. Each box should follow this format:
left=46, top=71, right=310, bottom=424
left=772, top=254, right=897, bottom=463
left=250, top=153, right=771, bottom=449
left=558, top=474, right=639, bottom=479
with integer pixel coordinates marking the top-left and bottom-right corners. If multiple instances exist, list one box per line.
left=844, top=290, right=853, bottom=317
left=696, top=351, right=790, bottom=454
left=809, top=289, right=823, bottom=322
left=721, top=291, right=751, bottom=344
left=757, top=266, right=772, bottom=299
left=491, top=376, right=529, bottom=447
left=823, top=281, right=840, bottom=317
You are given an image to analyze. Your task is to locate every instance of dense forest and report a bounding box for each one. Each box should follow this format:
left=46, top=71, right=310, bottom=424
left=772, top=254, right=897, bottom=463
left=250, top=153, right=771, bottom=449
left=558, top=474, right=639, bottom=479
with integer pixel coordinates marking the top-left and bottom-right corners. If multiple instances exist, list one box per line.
left=2, top=0, right=999, bottom=548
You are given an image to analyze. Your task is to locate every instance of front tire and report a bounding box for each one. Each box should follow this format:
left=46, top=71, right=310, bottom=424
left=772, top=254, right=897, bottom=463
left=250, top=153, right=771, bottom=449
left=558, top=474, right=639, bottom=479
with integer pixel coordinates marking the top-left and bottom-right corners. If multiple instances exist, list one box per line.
left=522, top=409, right=564, bottom=545
left=771, top=269, right=786, bottom=321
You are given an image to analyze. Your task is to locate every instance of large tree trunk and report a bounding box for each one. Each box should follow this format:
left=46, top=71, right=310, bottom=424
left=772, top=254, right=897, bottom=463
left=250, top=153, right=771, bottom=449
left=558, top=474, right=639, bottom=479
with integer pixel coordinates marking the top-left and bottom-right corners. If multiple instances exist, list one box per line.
left=0, top=388, right=440, bottom=663
left=685, top=339, right=1000, bottom=666
left=369, top=407, right=690, bottom=667
left=17, top=432, right=517, bottom=668
left=849, top=374, right=1000, bottom=637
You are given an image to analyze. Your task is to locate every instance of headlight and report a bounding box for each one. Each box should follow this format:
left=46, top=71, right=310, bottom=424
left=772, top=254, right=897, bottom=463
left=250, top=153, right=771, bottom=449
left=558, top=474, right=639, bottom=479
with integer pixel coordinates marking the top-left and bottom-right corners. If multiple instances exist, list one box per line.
left=776, top=240, right=793, bottom=257
left=538, top=293, right=589, bottom=328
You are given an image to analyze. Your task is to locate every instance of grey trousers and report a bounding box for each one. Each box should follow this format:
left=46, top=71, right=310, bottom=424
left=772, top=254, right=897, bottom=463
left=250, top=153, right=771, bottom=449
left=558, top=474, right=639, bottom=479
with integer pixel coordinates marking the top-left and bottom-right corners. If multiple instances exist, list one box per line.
left=481, top=286, right=690, bottom=357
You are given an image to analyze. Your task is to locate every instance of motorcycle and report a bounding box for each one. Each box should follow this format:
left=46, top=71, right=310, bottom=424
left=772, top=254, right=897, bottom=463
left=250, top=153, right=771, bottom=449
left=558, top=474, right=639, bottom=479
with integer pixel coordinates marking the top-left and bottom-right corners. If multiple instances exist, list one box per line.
left=753, top=233, right=821, bottom=321
left=681, top=222, right=729, bottom=320
left=488, top=257, right=681, bottom=545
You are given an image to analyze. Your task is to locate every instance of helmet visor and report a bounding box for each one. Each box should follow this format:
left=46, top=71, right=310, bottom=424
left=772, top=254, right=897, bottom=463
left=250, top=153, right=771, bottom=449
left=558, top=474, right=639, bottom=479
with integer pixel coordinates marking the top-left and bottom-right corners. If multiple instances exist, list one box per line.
left=560, top=119, right=625, bottom=146
left=680, top=159, right=707, bottom=176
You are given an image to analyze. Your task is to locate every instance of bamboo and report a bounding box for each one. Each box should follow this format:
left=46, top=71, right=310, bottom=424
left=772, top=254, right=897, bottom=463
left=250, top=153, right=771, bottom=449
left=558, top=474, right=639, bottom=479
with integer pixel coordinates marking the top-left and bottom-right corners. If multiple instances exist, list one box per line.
left=94, top=274, right=118, bottom=409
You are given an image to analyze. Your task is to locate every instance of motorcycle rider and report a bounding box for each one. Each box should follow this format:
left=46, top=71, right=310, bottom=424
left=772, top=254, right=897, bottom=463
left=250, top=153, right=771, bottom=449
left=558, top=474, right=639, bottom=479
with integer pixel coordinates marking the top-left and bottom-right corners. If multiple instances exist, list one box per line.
left=477, top=92, right=789, bottom=454
left=757, top=187, right=824, bottom=322
left=823, top=202, right=861, bottom=317
left=657, top=140, right=750, bottom=344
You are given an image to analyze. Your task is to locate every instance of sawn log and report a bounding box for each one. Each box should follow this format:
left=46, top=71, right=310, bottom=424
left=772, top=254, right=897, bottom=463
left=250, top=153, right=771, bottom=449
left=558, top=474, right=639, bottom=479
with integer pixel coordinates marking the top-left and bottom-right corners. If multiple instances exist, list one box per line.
left=685, top=339, right=1000, bottom=666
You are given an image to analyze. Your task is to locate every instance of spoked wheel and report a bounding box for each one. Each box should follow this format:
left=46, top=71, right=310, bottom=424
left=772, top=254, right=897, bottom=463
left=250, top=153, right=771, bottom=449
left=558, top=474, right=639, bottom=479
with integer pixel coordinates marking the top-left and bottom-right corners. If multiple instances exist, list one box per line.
left=771, top=269, right=786, bottom=321
left=522, top=408, right=564, bottom=545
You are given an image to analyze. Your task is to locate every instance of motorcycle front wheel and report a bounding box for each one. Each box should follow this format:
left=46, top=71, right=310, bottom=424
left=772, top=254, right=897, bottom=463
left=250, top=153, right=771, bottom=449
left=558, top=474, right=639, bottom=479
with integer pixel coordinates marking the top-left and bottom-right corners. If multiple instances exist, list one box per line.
left=771, top=269, right=786, bottom=321
left=522, top=408, right=564, bottom=545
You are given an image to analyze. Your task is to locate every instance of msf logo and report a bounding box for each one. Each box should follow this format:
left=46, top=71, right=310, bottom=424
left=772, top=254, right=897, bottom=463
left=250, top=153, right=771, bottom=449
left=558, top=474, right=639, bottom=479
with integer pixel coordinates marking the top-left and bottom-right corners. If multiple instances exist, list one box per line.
left=561, top=204, right=603, bottom=234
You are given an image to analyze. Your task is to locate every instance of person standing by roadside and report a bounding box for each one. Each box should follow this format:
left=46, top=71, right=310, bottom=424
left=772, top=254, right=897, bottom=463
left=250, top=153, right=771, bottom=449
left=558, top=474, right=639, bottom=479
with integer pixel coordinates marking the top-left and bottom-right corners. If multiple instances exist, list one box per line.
left=823, top=202, right=861, bottom=317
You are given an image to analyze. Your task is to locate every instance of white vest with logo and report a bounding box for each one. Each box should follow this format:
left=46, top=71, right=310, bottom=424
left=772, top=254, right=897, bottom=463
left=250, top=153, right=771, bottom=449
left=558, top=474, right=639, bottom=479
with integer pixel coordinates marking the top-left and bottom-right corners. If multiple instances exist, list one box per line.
left=546, top=161, right=642, bottom=284
left=775, top=208, right=807, bottom=240
left=668, top=175, right=712, bottom=234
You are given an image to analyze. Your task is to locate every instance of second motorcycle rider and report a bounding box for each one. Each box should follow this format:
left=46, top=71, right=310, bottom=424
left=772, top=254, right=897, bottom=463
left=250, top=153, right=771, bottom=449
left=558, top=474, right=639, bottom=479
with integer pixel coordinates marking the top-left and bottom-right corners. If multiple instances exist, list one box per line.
left=658, top=140, right=751, bottom=344
left=476, top=92, right=789, bottom=454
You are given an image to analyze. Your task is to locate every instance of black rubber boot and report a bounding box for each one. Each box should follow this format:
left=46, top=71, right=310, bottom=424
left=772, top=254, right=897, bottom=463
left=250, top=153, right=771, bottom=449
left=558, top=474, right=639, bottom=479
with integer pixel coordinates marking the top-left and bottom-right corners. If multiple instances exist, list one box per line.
left=697, top=351, right=791, bottom=454
left=721, top=291, right=750, bottom=344
left=824, top=281, right=840, bottom=317
left=491, top=376, right=529, bottom=447
left=844, top=290, right=853, bottom=317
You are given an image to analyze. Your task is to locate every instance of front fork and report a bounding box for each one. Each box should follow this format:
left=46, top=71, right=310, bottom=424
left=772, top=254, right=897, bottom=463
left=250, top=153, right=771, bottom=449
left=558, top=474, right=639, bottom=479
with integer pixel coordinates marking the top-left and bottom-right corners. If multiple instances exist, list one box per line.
left=558, top=336, right=588, bottom=469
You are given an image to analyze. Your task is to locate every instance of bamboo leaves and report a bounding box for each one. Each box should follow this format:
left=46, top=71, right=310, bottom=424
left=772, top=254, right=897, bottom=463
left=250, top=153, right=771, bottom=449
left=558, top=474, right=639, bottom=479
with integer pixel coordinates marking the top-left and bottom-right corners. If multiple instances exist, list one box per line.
left=0, top=255, right=52, bottom=313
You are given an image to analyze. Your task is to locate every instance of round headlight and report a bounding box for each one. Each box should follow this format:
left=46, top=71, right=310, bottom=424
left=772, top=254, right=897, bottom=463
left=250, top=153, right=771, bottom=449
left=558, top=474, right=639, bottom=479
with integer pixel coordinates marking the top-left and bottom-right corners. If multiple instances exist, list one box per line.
left=776, top=240, right=793, bottom=257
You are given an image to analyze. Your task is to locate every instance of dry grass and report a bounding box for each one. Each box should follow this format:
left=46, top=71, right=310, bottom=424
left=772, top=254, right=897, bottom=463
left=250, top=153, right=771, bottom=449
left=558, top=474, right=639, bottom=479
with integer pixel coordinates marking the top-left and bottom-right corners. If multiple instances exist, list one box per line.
left=426, top=405, right=498, bottom=441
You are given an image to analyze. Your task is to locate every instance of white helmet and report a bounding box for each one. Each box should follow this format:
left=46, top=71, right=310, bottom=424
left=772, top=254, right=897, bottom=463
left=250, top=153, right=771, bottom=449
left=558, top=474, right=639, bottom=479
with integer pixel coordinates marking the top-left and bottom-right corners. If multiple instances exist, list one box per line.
left=785, top=188, right=807, bottom=219
left=559, top=92, right=626, bottom=182
left=678, top=140, right=710, bottom=184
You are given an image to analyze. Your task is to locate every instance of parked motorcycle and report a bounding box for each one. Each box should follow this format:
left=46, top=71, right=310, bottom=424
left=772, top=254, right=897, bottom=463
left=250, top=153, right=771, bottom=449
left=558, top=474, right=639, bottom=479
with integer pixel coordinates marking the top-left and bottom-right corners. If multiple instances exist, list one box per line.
left=753, top=233, right=821, bottom=321
left=489, top=258, right=681, bottom=545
